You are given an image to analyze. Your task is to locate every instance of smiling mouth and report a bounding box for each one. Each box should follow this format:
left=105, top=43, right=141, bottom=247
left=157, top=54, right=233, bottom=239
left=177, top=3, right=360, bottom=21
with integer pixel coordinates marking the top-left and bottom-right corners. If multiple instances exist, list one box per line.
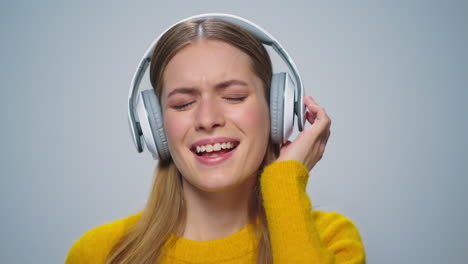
left=190, top=141, right=240, bottom=157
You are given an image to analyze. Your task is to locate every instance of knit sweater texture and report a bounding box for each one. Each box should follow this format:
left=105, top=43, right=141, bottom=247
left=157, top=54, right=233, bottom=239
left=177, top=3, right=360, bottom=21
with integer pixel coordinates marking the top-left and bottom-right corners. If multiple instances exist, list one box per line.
left=66, top=160, right=366, bottom=263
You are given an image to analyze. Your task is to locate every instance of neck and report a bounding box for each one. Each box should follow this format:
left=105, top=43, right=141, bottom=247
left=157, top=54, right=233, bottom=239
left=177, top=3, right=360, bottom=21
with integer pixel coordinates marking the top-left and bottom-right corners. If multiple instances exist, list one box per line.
left=179, top=176, right=258, bottom=241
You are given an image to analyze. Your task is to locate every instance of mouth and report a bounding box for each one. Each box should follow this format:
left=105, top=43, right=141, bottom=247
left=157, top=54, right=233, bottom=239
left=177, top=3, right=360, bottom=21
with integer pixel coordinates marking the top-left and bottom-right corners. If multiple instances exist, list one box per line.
left=190, top=141, right=240, bottom=157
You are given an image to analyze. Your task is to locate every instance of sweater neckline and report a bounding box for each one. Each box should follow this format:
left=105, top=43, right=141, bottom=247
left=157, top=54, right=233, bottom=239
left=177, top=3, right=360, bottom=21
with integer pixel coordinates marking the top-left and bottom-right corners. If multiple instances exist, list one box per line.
left=162, top=221, right=260, bottom=263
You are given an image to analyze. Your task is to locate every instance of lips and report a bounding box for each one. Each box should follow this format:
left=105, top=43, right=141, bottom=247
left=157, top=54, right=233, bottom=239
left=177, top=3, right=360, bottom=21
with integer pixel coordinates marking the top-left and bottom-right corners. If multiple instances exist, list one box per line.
left=189, top=137, right=240, bottom=149
left=191, top=142, right=239, bottom=156
left=189, top=137, right=240, bottom=166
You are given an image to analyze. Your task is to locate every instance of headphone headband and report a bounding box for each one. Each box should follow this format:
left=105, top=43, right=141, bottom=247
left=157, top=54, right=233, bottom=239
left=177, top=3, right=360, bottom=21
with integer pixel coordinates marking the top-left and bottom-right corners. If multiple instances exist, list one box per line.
left=128, top=13, right=305, bottom=153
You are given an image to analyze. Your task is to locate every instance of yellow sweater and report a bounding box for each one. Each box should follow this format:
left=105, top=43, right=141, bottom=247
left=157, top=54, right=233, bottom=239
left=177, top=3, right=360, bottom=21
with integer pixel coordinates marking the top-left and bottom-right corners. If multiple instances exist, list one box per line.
left=66, top=160, right=366, bottom=263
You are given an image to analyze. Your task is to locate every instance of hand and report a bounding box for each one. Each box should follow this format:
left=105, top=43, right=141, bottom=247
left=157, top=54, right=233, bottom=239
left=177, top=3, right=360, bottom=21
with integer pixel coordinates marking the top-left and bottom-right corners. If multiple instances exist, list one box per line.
left=275, top=96, right=331, bottom=171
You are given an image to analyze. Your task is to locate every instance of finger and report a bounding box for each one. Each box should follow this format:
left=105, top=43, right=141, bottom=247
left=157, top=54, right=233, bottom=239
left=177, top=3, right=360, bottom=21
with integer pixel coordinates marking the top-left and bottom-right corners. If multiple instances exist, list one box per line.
left=325, top=128, right=331, bottom=145
left=314, top=105, right=331, bottom=132
left=304, top=95, right=318, bottom=106
left=305, top=110, right=316, bottom=126
left=303, top=98, right=332, bottom=141
left=304, top=104, right=329, bottom=134
left=304, top=98, right=319, bottom=121
left=304, top=96, right=330, bottom=124
left=304, top=97, right=320, bottom=115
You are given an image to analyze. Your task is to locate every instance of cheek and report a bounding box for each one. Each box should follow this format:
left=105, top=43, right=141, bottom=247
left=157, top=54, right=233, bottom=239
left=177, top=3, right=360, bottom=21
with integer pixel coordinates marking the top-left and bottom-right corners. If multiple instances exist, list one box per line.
left=231, top=100, right=270, bottom=138
left=233, top=101, right=270, bottom=173
left=163, top=112, right=189, bottom=152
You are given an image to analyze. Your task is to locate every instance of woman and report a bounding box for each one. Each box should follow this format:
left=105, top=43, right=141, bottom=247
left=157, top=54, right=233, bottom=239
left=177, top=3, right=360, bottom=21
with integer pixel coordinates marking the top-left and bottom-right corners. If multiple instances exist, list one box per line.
left=66, top=16, right=365, bottom=264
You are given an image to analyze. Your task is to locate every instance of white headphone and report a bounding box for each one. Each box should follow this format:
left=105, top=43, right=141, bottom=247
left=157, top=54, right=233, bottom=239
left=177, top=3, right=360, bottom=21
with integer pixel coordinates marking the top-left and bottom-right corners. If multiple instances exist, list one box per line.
left=128, top=13, right=306, bottom=160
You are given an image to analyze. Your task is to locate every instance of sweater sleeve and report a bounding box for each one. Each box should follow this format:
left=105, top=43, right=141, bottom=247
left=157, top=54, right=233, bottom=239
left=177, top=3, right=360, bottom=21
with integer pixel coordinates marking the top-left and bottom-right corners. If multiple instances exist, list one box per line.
left=260, top=160, right=366, bottom=263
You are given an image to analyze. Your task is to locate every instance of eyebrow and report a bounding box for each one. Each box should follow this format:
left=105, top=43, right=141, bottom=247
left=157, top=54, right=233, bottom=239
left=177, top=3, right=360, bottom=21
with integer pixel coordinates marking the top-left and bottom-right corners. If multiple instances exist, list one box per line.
left=215, top=79, right=248, bottom=89
left=167, top=79, right=248, bottom=98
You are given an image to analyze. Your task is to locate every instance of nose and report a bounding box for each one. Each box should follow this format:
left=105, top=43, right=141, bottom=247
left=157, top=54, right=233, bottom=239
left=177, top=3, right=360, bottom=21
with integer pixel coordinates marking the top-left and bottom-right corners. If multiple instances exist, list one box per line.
left=194, top=96, right=225, bottom=132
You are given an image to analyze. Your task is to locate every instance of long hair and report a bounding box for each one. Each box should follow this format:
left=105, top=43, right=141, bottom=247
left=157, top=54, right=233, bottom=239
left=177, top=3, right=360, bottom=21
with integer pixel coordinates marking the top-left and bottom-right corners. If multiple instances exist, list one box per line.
left=106, top=18, right=279, bottom=264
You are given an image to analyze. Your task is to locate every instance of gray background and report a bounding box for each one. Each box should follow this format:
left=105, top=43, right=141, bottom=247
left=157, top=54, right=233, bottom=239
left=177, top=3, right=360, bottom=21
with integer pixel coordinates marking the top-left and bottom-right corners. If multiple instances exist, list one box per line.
left=1, top=0, right=467, bottom=263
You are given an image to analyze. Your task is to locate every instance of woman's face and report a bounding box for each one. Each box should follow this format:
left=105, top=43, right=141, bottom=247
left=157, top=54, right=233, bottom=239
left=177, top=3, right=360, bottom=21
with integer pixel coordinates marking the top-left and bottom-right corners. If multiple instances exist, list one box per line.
left=161, top=39, right=270, bottom=193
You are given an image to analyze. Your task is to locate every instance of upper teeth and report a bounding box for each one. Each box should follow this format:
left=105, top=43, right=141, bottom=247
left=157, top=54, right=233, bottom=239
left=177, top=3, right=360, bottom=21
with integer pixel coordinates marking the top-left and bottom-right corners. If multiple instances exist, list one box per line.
left=195, top=142, right=237, bottom=153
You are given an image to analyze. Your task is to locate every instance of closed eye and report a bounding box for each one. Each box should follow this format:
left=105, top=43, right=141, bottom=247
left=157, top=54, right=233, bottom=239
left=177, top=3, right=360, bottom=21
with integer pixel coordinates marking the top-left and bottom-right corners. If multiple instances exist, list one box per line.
left=172, top=101, right=194, bottom=110
left=224, top=96, right=247, bottom=102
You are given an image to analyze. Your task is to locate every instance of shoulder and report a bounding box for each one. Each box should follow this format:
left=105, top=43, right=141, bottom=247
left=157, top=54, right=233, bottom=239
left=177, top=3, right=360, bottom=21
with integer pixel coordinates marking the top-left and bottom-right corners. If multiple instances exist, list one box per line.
left=65, top=211, right=143, bottom=264
left=312, top=210, right=366, bottom=261
left=312, top=210, right=362, bottom=236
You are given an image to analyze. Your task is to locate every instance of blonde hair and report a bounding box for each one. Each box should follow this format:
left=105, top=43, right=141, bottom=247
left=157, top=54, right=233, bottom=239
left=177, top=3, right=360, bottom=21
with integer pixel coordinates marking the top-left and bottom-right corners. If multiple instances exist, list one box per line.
left=106, top=18, right=279, bottom=264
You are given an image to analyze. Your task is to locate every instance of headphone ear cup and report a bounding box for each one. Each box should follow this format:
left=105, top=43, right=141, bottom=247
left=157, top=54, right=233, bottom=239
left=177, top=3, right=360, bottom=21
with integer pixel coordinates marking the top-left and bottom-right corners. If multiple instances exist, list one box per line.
left=270, top=73, right=285, bottom=144
left=140, top=90, right=170, bottom=160
left=270, top=72, right=295, bottom=144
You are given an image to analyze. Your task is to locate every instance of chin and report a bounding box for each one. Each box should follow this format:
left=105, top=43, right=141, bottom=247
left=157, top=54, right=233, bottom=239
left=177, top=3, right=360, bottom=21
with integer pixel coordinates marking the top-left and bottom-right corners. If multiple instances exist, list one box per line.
left=187, top=171, right=253, bottom=193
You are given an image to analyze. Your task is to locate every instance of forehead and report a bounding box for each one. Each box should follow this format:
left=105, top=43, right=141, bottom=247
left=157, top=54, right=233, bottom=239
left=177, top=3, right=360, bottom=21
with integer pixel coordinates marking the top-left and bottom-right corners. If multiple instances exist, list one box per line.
left=162, top=40, right=255, bottom=94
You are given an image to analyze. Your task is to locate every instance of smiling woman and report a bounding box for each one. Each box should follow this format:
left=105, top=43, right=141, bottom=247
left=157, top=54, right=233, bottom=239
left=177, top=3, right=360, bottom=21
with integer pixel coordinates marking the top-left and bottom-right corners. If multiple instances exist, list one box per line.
left=65, top=14, right=366, bottom=264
